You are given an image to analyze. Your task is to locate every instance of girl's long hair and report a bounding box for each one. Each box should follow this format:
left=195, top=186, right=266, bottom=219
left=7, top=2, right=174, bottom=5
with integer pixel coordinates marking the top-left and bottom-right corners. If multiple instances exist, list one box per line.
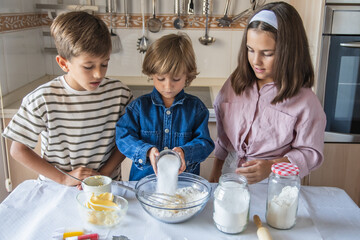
left=231, top=1, right=314, bottom=104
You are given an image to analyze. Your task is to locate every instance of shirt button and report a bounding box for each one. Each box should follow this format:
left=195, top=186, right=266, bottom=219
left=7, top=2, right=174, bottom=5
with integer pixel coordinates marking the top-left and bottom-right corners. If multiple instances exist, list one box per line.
left=166, top=110, right=171, bottom=115
left=164, top=147, right=168, bottom=150
left=138, top=159, right=143, bottom=164
left=164, top=129, right=169, bottom=133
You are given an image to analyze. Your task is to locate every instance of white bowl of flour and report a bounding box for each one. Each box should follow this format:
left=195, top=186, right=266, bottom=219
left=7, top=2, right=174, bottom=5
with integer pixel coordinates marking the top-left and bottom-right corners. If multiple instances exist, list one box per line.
left=135, top=172, right=211, bottom=223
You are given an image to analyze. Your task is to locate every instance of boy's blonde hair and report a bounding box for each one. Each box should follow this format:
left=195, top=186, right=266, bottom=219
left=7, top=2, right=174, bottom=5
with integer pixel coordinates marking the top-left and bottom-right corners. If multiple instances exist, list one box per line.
left=142, top=33, right=198, bottom=87
left=50, top=11, right=111, bottom=60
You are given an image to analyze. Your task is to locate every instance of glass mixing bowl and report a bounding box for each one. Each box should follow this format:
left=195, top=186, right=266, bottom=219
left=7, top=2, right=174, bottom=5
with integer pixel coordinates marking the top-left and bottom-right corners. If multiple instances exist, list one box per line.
left=76, top=191, right=128, bottom=227
left=135, top=172, right=211, bottom=223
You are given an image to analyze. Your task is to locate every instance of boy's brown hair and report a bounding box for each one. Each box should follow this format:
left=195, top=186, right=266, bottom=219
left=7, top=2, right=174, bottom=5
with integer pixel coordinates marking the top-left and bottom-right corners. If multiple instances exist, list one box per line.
left=231, top=1, right=314, bottom=104
left=50, top=11, right=111, bottom=60
left=142, top=33, right=199, bottom=87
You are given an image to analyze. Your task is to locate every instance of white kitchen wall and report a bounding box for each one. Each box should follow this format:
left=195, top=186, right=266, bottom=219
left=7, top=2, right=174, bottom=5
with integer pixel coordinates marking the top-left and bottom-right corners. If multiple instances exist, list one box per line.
left=0, top=0, right=46, bottom=96
left=40, top=0, right=253, bottom=81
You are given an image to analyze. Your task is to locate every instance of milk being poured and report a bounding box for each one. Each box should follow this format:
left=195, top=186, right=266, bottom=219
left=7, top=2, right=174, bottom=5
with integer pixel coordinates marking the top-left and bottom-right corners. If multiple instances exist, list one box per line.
left=156, top=153, right=180, bottom=195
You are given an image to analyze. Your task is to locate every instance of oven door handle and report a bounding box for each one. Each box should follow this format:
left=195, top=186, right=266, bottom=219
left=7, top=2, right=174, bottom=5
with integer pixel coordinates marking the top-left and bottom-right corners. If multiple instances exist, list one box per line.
left=340, top=42, right=360, bottom=48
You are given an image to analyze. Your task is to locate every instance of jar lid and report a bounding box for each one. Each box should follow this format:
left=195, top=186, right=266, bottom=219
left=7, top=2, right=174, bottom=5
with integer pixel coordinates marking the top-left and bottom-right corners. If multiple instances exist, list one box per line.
left=271, top=162, right=299, bottom=176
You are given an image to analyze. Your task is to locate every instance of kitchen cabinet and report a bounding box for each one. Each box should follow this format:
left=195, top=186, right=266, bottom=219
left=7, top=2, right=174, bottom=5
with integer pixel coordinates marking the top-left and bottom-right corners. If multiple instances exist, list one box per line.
left=290, top=0, right=324, bottom=92
left=200, top=122, right=216, bottom=180
left=307, top=143, right=360, bottom=206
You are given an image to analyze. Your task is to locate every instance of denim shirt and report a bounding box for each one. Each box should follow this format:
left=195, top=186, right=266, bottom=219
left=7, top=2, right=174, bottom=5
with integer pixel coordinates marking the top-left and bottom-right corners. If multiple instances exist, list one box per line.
left=115, top=87, right=215, bottom=180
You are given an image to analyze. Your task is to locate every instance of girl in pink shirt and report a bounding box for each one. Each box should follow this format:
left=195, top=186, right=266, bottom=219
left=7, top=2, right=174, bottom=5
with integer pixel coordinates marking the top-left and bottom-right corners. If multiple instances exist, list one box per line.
left=210, top=2, right=326, bottom=184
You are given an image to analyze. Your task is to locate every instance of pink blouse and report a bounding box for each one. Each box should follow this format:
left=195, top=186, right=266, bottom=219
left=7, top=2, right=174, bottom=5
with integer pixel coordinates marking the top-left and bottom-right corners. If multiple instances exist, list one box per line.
left=214, top=79, right=326, bottom=178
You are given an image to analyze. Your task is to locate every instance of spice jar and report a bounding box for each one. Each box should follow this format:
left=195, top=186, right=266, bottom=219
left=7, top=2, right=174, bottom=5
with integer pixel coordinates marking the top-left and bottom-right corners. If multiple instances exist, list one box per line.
left=213, top=173, right=250, bottom=234
left=266, top=162, right=301, bottom=230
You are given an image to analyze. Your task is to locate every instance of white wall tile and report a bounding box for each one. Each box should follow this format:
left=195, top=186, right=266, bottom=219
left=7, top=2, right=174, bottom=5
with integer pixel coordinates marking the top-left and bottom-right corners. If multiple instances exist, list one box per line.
left=44, top=55, right=54, bottom=75
left=0, top=0, right=23, bottom=13
left=107, top=28, right=144, bottom=77
left=105, top=27, right=237, bottom=79
left=25, top=29, right=46, bottom=82
left=3, top=31, right=29, bottom=92
left=0, top=37, right=9, bottom=96
left=230, top=29, right=244, bottom=73
left=52, top=55, right=64, bottom=75
left=21, top=0, right=35, bottom=13
left=191, top=29, right=232, bottom=78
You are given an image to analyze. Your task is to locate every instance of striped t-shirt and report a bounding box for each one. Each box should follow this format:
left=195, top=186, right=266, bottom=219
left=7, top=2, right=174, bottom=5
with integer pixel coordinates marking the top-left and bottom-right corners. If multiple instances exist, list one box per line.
left=3, top=76, right=133, bottom=180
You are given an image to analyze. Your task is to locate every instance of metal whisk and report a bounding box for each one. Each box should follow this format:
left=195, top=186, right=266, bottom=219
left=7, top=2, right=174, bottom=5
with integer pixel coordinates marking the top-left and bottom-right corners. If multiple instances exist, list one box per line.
left=115, top=182, right=185, bottom=205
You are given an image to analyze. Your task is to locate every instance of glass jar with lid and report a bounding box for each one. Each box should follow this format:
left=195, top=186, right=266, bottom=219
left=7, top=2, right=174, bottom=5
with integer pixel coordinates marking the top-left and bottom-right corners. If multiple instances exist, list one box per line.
left=266, top=162, right=301, bottom=230
left=213, top=173, right=250, bottom=234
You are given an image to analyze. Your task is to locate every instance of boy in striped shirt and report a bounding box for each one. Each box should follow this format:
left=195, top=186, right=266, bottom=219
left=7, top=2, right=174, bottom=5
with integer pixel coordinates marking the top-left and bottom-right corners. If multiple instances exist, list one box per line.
left=2, top=11, right=132, bottom=187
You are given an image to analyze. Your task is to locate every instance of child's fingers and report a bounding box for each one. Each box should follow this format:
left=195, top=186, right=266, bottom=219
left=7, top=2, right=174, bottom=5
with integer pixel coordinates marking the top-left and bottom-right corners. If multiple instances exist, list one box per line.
left=178, top=163, right=186, bottom=174
left=149, top=150, right=158, bottom=175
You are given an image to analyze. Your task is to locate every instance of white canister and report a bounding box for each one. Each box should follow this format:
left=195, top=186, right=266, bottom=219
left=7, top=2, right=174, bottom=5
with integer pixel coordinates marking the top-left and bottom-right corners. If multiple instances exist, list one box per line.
left=213, top=173, right=250, bottom=234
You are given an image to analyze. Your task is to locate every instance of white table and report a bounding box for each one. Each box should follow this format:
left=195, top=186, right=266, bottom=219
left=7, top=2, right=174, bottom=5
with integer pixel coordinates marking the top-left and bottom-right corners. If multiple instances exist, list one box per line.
left=0, top=179, right=359, bottom=240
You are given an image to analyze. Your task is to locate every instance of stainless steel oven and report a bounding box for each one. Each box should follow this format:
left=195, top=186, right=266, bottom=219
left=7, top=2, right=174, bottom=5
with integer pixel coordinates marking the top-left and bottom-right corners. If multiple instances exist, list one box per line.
left=317, top=0, right=360, bottom=142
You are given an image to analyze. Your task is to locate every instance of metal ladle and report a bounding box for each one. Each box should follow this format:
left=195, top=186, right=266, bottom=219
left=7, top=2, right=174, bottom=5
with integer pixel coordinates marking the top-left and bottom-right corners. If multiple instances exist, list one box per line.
left=199, top=0, right=215, bottom=45
left=217, top=0, right=232, bottom=27
left=217, top=0, right=264, bottom=27
left=173, top=0, right=184, bottom=29
left=147, top=0, right=162, bottom=33
left=137, top=0, right=149, bottom=53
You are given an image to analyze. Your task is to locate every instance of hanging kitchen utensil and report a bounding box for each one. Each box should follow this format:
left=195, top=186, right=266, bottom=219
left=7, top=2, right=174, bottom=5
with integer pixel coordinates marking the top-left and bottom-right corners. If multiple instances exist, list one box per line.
left=202, top=0, right=213, bottom=15
left=115, top=182, right=185, bottom=205
left=217, top=0, right=232, bottom=27
left=137, top=0, right=149, bottom=53
left=147, top=0, right=162, bottom=33
left=124, top=0, right=130, bottom=28
left=199, top=0, right=215, bottom=45
left=173, top=0, right=184, bottom=29
left=187, top=0, right=195, bottom=27
left=107, top=0, right=121, bottom=53
left=218, top=0, right=266, bottom=27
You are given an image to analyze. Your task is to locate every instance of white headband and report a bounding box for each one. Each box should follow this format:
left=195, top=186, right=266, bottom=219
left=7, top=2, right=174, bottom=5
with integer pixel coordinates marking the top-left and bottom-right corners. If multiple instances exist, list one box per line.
left=249, top=10, right=278, bottom=30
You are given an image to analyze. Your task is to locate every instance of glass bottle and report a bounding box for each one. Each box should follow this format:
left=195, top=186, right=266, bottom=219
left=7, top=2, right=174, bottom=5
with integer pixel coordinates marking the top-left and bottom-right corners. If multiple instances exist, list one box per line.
left=213, top=173, right=250, bottom=234
left=266, top=162, right=301, bottom=230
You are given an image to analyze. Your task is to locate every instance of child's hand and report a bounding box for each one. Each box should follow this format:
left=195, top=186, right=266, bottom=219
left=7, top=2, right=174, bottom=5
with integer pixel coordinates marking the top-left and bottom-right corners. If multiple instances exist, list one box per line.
left=235, top=157, right=289, bottom=184
left=148, top=147, right=160, bottom=175
left=172, top=147, right=186, bottom=174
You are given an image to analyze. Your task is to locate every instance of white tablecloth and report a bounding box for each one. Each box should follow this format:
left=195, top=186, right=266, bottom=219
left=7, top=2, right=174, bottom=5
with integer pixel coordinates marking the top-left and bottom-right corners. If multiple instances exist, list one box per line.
left=0, top=179, right=359, bottom=240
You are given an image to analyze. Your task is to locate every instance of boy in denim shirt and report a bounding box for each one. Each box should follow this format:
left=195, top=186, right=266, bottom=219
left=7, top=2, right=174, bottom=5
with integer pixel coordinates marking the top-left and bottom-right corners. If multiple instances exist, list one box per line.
left=116, top=33, right=214, bottom=181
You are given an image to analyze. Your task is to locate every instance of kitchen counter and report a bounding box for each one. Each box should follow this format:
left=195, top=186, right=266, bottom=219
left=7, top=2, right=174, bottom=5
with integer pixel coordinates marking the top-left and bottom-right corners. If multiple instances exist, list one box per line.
left=1, top=75, right=225, bottom=121
left=0, top=179, right=359, bottom=239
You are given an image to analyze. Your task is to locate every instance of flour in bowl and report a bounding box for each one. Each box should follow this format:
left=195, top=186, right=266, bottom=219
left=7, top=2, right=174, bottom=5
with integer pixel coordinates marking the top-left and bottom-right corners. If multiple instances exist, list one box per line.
left=145, top=186, right=208, bottom=222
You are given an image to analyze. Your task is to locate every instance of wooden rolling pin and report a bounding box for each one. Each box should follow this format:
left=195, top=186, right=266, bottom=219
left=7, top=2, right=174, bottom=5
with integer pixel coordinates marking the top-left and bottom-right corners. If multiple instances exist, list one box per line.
left=254, top=215, right=273, bottom=240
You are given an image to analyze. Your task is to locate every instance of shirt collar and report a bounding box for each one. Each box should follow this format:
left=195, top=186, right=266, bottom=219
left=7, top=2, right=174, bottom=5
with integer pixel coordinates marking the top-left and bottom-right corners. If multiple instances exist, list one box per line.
left=151, top=87, right=186, bottom=107
left=255, top=81, right=275, bottom=95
